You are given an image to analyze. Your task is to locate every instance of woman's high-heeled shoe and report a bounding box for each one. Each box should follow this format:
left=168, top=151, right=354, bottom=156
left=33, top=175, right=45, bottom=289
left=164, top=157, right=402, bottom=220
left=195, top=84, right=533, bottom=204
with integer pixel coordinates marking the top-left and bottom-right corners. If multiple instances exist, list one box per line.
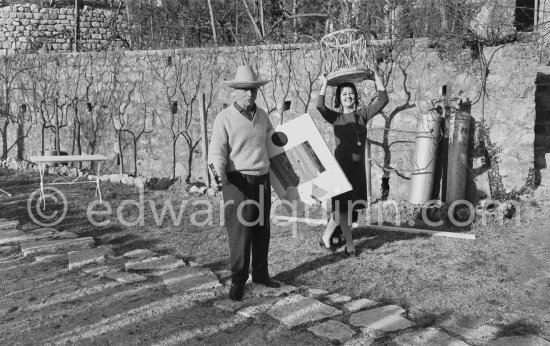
left=343, top=246, right=357, bottom=257
left=319, top=238, right=335, bottom=253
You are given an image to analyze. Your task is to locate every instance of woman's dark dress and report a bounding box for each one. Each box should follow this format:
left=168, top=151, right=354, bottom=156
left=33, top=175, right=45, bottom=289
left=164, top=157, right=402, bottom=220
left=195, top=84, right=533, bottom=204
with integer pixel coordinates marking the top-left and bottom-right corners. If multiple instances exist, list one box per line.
left=316, top=90, right=389, bottom=212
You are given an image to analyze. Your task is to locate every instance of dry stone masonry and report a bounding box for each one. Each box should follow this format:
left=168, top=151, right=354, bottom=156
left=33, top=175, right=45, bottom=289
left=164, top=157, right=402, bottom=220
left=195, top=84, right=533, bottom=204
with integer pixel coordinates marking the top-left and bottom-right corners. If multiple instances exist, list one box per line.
left=0, top=2, right=127, bottom=55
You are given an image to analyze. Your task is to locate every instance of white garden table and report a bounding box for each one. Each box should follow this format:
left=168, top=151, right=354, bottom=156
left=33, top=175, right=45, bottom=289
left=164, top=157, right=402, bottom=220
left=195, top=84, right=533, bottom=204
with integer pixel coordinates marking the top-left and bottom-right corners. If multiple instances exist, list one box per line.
left=29, top=154, right=107, bottom=207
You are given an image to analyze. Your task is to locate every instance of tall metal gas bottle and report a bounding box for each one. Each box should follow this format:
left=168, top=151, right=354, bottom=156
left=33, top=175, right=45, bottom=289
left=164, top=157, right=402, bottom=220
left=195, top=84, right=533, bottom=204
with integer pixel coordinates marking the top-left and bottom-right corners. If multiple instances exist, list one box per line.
left=409, top=110, right=441, bottom=204
left=446, top=106, right=471, bottom=202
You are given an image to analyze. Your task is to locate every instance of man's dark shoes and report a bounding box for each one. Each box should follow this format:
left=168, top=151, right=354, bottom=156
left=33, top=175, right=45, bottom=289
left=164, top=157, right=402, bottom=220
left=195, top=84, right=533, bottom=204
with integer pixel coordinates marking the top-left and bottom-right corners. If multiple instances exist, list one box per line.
left=229, top=283, right=245, bottom=301
left=252, top=277, right=281, bottom=288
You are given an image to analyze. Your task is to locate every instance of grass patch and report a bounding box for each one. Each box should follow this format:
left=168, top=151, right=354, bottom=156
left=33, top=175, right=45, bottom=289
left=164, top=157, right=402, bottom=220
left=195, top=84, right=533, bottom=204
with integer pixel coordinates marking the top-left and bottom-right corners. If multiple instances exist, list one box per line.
left=1, top=167, right=549, bottom=340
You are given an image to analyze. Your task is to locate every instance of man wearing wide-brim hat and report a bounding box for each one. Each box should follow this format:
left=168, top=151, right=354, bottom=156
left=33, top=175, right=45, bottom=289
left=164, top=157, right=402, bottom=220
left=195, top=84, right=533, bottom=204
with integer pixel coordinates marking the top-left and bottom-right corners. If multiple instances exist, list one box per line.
left=208, top=65, right=281, bottom=301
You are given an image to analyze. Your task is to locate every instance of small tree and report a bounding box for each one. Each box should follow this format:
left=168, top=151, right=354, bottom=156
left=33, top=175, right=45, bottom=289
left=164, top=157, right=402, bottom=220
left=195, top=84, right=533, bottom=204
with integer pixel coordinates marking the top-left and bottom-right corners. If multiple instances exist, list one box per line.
left=109, top=79, right=136, bottom=175
left=65, top=55, right=87, bottom=160
left=148, top=50, right=188, bottom=179
left=291, top=45, right=324, bottom=113
left=0, top=54, right=33, bottom=159
left=253, top=46, right=293, bottom=113
left=81, top=53, right=115, bottom=165
left=179, top=51, right=221, bottom=182
left=124, top=72, right=155, bottom=176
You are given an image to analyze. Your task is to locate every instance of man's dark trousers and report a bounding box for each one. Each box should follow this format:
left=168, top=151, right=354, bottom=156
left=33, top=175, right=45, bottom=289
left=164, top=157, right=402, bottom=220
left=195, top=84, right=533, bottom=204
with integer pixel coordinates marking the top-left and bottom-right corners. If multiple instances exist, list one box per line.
left=223, top=172, right=271, bottom=285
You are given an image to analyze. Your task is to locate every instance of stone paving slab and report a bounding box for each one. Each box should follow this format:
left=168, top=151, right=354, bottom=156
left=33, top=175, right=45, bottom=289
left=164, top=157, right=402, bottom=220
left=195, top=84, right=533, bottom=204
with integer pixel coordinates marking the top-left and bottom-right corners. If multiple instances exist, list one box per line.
left=237, top=302, right=275, bottom=319
left=161, top=267, right=222, bottom=293
left=0, top=245, right=18, bottom=255
left=52, top=231, right=78, bottom=239
left=183, top=290, right=220, bottom=302
left=342, top=334, right=374, bottom=346
left=26, top=228, right=78, bottom=241
left=105, top=271, right=147, bottom=284
left=268, top=294, right=342, bottom=328
left=21, top=223, right=40, bottom=231
left=486, top=335, right=550, bottom=346
left=307, top=288, right=329, bottom=297
left=246, top=282, right=296, bottom=297
left=0, top=229, right=31, bottom=245
left=28, top=228, right=58, bottom=239
left=214, top=299, right=244, bottom=312
left=125, top=255, right=185, bottom=272
left=21, top=237, right=95, bottom=257
left=1, top=228, right=78, bottom=245
left=68, top=247, right=113, bottom=269
left=360, top=327, right=386, bottom=339
left=349, top=305, right=415, bottom=332
left=81, top=264, right=124, bottom=277
left=0, top=199, right=27, bottom=207
left=441, top=323, right=498, bottom=344
left=393, top=328, right=469, bottom=346
left=35, top=254, right=68, bottom=264
left=308, top=320, right=356, bottom=343
left=216, top=269, right=232, bottom=285
left=325, top=293, right=352, bottom=304
left=123, top=249, right=157, bottom=259
left=343, top=298, right=379, bottom=312
left=0, top=220, right=19, bottom=230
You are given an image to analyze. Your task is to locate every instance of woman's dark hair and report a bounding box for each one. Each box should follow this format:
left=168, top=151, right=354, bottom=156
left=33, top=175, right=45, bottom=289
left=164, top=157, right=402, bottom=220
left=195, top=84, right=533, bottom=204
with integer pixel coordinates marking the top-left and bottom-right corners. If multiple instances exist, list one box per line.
left=334, top=82, right=359, bottom=109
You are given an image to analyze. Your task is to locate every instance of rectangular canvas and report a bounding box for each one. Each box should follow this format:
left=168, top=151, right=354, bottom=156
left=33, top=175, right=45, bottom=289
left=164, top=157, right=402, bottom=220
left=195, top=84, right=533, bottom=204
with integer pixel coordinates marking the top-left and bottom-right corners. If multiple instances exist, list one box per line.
left=267, top=113, right=352, bottom=204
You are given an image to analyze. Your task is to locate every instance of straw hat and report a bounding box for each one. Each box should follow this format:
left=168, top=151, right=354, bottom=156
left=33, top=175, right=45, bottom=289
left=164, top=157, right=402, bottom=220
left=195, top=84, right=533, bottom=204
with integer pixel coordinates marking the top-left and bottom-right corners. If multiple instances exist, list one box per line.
left=223, top=65, right=269, bottom=89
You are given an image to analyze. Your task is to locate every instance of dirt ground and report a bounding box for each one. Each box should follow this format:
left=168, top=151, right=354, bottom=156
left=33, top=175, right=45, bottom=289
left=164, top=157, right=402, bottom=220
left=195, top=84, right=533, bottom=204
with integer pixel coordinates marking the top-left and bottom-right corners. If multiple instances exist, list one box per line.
left=1, top=168, right=549, bottom=345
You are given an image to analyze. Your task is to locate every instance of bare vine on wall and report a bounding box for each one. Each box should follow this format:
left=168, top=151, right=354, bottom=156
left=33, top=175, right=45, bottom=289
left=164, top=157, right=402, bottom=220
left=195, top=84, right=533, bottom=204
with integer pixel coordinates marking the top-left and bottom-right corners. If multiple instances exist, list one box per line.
left=150, top=49, right=222, bottom=181
left=258, top=46, right=293, bottom=115
left=363, top=39, right=419, bottom=199
left=81, top=53, right=112, bottom=167
left=291, top=46, right=324, bottom=113
left=0, top=54, right=35, bottom=160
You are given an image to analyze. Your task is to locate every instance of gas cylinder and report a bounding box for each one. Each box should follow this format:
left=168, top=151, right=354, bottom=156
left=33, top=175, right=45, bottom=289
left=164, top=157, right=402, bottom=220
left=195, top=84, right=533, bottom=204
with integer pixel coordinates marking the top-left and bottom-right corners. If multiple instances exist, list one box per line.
left=409, top=111, right=441, bottom=204
left=446, top=109, right=471, bottom=202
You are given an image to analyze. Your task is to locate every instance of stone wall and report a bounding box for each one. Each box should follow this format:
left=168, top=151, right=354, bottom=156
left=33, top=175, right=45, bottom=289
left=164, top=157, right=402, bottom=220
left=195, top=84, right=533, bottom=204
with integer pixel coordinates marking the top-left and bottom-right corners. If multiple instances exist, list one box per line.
left=0, top=41, right=540, bottom=201
left=365, top=41, right=538, bottom=198
left=0, top=2, right=127, bottom=55
left=471, top=0, right=516, bottom=39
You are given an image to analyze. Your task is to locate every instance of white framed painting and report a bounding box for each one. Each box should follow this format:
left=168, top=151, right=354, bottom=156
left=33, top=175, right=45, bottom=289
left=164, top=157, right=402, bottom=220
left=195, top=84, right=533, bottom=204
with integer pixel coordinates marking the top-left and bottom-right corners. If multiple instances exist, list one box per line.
left=267, top=113, right=352, bottom=204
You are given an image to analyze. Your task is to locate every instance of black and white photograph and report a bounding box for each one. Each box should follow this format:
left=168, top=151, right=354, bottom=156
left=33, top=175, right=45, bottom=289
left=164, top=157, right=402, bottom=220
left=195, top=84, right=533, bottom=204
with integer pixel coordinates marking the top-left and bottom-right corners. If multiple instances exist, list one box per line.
left=0, top=0, right=549, bottom=345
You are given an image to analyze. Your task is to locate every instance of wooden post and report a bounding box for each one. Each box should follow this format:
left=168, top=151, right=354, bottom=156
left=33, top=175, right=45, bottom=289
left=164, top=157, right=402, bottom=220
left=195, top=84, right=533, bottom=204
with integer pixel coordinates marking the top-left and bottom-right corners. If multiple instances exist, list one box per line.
left=535, top=0, right=540, bottom=28
left=206, top=0, right=218, bottom=45
left=272, top=216, right=476, bottom=240
left=199, top=93, right=211, bottom=186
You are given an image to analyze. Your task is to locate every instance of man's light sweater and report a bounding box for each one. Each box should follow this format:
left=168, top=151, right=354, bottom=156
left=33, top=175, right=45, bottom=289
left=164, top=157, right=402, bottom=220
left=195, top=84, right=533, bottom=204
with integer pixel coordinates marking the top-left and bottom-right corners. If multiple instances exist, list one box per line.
left=208, top=104, right=273, bottom=182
